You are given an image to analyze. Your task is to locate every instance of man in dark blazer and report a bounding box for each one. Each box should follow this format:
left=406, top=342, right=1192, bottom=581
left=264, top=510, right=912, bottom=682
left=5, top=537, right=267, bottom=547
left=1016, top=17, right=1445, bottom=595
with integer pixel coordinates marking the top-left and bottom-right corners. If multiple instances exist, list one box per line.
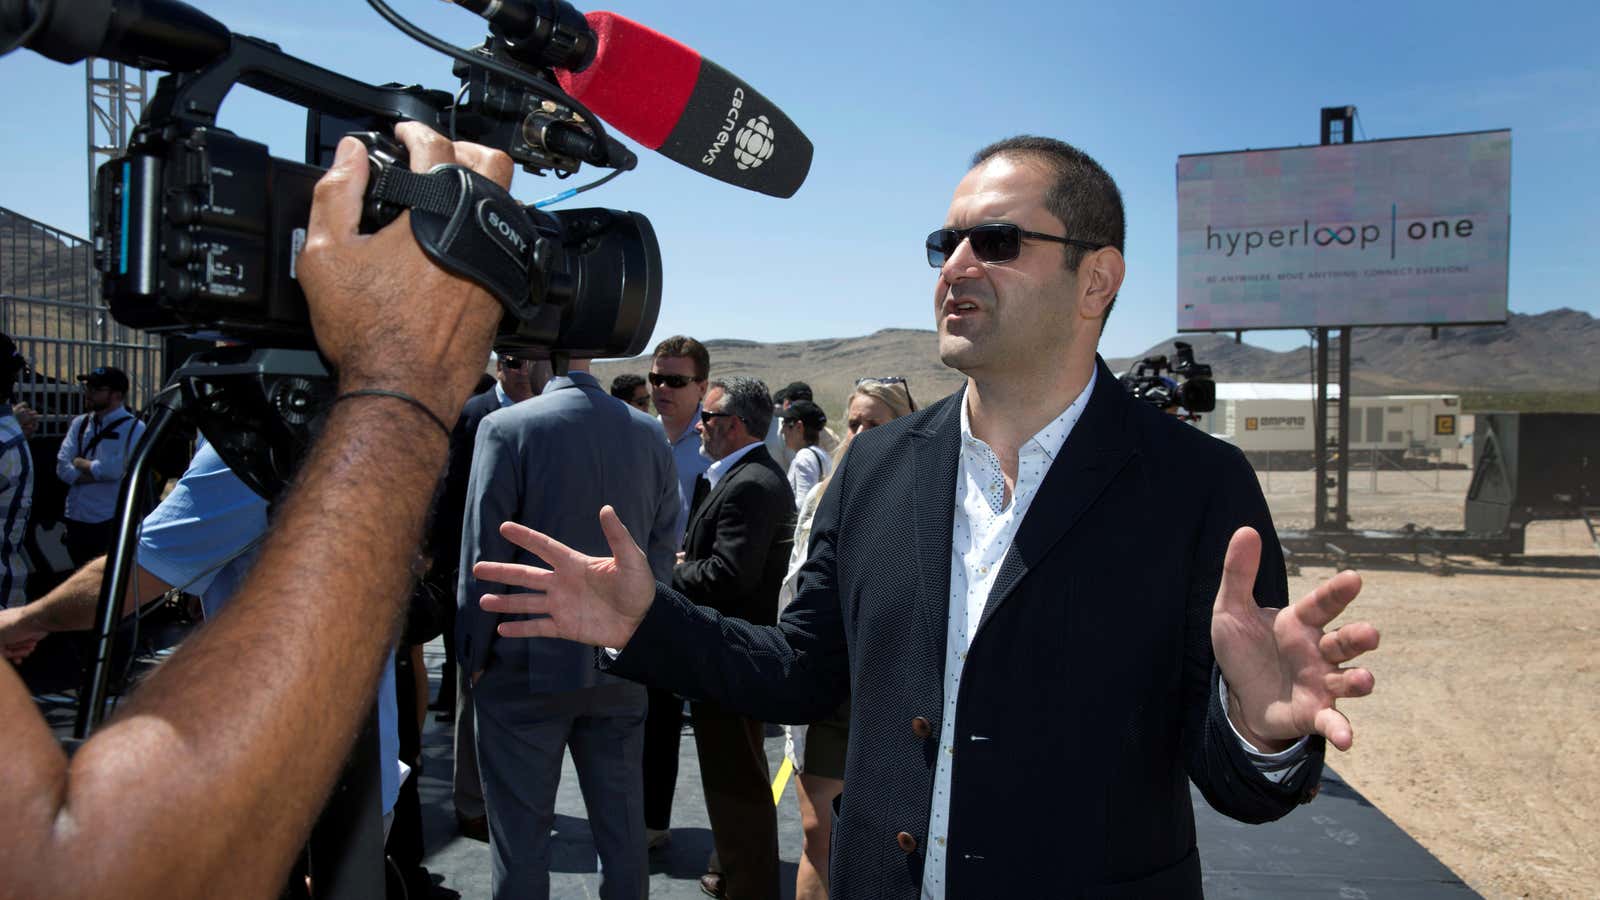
left=433, top=350, right=544, bottom=838
left=476, top=137, right=1380, bottom=899
left=457, top=360, right=679, bottom=899
left=672, top=374, right=794, bottom=899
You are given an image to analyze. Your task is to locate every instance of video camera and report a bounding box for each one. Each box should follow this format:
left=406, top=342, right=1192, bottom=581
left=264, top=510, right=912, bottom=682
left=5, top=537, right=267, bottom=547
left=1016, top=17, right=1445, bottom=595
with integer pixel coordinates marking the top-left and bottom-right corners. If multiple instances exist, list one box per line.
left=0, top=0, right=687, bottom=498
left=1119, top=341, right=1216, bottom=417
left=2, top=0, right=659, bottom=356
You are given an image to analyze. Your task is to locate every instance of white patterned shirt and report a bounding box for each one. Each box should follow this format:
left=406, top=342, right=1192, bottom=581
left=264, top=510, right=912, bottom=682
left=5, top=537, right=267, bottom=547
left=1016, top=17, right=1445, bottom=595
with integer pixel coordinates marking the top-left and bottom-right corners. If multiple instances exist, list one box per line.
left=920, top=369, right=1096, bottom=898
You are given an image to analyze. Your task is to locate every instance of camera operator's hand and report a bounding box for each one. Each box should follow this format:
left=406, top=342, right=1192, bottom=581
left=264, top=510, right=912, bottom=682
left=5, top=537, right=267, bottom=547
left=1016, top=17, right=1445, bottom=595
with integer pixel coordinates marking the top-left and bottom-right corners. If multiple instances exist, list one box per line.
left=297, top=122, right=511, bottom=425
left=476, top=507, right=657, bottom=650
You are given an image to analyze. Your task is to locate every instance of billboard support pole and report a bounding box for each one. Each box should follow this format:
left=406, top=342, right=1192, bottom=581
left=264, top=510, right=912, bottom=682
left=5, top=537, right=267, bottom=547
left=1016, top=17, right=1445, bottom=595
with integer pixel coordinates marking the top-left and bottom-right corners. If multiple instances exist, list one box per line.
left=1315, top=106, right=1356, bottom=533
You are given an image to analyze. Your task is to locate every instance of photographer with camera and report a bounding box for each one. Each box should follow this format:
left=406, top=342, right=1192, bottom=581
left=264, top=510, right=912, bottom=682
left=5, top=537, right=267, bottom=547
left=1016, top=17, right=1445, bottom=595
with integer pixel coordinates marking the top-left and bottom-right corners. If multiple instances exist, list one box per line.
left=0, top=123, right=508, bottom=899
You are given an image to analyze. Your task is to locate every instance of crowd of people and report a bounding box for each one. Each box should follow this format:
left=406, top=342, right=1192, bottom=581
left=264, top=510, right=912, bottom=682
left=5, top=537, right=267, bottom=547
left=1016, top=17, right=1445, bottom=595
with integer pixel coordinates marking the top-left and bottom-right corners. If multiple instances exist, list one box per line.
left=0, top=124, right=1379, bottom=900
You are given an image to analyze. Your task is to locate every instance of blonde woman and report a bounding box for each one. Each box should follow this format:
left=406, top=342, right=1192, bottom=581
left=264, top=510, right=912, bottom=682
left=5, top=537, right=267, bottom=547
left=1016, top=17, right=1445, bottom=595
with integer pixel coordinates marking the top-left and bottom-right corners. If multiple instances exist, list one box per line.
left=780, top=377, right=915, bottom=900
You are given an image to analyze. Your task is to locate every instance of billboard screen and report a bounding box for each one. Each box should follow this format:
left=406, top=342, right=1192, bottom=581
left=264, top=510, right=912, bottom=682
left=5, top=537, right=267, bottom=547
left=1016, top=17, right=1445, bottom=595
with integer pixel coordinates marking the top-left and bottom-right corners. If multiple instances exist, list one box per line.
left=1176, top=130, right=1510, bottom=331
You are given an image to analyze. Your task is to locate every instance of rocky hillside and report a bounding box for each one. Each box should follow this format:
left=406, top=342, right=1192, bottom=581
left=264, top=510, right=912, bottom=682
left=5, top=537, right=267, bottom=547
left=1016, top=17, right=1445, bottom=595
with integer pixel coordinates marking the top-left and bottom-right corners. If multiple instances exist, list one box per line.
left=593, top=309, right=1599, bottom=422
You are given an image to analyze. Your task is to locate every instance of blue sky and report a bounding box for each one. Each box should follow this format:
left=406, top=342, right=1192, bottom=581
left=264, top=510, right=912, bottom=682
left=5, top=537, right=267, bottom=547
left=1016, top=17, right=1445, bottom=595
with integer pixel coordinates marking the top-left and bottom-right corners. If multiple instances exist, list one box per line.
left=1, top=0, right=1595, bottom=357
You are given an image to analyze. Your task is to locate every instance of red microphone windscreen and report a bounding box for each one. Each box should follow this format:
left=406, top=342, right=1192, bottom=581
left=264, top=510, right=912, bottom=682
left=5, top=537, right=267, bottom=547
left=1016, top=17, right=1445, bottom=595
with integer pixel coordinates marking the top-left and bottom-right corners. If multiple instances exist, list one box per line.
left=557, top=12, right=701, bottom=150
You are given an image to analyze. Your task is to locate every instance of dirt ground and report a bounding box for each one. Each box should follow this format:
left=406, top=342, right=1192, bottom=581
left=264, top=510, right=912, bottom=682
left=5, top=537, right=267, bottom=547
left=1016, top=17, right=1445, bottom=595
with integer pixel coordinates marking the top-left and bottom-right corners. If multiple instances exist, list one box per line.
left=1255, top=467, right=1599, bottom=899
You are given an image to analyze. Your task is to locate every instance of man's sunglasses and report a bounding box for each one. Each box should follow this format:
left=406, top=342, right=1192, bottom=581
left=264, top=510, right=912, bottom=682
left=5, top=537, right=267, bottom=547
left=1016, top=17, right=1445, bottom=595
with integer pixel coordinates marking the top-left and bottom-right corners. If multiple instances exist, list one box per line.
left=648, top=372, right=701, bottom=389
left=699, top=410, right=740, bottom=426
left=499, top=355, right=527, bottom=370
left=925, top=223, right=1105, bottom=268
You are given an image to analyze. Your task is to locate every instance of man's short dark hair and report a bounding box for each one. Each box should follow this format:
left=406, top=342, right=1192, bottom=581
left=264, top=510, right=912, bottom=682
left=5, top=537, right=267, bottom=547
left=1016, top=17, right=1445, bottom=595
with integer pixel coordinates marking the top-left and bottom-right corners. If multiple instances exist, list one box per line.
left=775, top=381, right=812, bottom=405
left=651, top=335, right=710, bottom=381
left=709, top=375, right=772, bottom=439
left=971, top=135, right=1126, bottom=321
left=610, top=373, right=646, bottom=401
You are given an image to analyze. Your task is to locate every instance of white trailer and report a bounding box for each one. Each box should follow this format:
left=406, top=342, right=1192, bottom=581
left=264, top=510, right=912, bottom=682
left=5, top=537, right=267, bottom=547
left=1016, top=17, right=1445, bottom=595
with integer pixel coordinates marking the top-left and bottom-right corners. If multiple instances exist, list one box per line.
left=1205, top=384, right=1465, bottom=467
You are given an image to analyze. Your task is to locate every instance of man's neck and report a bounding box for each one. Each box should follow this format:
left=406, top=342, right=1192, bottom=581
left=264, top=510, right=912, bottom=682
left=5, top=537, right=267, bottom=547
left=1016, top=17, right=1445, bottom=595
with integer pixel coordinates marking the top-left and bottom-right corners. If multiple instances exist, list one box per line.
left=661, top=411, right=695, bottom=441
left=93, top=403, right=124, bottom=422
left=965, top=353, right=1097, bottom=455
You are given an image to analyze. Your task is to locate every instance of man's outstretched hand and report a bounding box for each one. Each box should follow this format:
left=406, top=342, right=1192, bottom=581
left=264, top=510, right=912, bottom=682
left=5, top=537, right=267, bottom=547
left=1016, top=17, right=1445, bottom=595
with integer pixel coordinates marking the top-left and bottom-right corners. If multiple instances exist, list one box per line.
left=475, top=506, right=658, bottom=650
left=1211, top=526, right=1379, bottom=752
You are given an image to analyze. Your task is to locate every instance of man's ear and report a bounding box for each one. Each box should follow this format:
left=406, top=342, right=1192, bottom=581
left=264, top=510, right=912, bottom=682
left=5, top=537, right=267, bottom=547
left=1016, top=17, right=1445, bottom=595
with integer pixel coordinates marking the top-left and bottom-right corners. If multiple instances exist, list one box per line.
left=1076, top=247, right=1126, bottom=322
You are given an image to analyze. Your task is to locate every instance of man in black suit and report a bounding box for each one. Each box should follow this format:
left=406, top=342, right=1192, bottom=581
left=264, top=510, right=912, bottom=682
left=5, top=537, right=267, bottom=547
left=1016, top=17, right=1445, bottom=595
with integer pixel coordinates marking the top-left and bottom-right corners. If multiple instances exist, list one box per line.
left=476, top=136, right=1380, bottom=899
left=673, top=375, right=794, bottom=899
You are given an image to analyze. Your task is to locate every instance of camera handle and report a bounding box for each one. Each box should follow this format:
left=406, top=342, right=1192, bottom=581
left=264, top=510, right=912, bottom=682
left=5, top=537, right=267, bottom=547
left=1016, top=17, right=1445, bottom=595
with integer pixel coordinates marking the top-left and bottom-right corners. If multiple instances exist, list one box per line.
left=144, top=34, right=450, bottom=134
left=74, top=350, right=387, bottom=900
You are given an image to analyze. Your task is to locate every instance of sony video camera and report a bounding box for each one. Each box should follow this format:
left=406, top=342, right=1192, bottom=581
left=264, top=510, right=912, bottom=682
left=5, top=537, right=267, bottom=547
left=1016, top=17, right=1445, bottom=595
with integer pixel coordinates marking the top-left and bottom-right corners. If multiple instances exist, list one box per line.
left=1, top=0, right=674, bottom=497
left=1, top=0, right=659, bottom=357
left=1119, top=341, right=1216, bottom=417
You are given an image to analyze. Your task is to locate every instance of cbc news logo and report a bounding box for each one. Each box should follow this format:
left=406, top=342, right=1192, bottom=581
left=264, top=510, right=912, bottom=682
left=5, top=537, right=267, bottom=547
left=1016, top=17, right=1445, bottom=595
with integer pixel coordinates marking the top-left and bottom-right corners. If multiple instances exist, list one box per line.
left=734, top=116, right=776, bottom=170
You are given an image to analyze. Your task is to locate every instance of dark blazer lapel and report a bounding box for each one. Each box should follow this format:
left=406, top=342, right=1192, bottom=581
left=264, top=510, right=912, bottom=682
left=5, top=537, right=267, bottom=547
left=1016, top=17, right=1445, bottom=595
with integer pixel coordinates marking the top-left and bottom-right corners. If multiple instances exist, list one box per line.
left=690, top=444, right=771, bottom=536
left=977, top=357, right=1137, bottom=633
left=908, top=391, right=963, bottom=661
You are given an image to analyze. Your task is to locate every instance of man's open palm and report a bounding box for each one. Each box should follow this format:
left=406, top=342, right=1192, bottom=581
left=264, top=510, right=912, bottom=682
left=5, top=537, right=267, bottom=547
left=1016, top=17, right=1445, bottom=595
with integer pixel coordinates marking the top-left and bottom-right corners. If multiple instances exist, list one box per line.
left=474, top=506, right=657, bottom=649
left=1211, top=527, right=1379, bottom=751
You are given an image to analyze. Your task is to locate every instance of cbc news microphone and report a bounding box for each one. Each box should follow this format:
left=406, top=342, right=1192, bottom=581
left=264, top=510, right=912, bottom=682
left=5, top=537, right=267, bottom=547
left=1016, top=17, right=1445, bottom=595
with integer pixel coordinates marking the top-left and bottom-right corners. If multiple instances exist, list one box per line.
left=555, top=12, right=813, bottom=199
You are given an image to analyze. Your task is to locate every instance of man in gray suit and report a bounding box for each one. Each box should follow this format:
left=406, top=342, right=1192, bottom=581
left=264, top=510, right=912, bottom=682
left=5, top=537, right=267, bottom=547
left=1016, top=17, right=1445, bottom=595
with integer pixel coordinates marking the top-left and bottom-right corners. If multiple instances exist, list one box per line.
left=458, top=358, right=680, bottom=900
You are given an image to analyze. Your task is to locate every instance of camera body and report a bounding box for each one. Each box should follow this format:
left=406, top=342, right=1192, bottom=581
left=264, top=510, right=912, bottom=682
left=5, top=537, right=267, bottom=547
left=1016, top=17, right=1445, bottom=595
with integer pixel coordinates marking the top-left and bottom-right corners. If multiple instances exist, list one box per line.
left=1120, top=341, right=1216, bottom=415
left=86, top=28, right=660, bottom=357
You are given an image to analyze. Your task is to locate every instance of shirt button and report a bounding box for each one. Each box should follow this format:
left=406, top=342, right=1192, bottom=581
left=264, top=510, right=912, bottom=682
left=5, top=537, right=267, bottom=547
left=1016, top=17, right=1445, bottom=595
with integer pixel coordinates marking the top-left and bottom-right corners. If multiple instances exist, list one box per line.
left=911, top=716, right=933, bottom=739
left=896, top=832, right=918, bottom=853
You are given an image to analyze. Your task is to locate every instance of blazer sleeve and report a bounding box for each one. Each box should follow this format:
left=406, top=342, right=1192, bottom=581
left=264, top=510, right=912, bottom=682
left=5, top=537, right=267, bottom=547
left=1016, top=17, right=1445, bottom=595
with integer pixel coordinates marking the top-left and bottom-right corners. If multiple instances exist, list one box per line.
left=456, top=413, right=521, bottom=678
left=604, top=469, right=850, bottom=725
left=669, top=474, right=788, bottom=617
left=1183, top=444, right=1325, bottom=823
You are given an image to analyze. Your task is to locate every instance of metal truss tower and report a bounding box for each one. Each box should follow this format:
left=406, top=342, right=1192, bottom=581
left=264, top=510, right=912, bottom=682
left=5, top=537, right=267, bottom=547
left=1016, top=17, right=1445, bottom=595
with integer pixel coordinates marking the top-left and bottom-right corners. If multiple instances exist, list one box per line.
left=86, top=58, right=148, bottom=235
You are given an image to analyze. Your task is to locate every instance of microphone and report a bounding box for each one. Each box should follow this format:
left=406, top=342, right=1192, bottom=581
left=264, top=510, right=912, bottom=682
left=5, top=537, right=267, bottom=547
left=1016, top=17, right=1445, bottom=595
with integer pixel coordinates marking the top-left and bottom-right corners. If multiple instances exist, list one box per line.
left=554, top=12, right=812, bottom=199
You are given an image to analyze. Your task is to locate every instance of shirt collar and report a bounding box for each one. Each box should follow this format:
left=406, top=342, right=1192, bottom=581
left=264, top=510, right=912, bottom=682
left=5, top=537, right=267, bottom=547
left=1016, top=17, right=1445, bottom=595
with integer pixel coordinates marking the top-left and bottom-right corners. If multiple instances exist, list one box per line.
left=493, top=382, right=512, bottom=408
left=705, top=440, right=762, bottom=488
left=958, top=364, right=1098, bottom=464
left=543, top=371, right=600, bottom=394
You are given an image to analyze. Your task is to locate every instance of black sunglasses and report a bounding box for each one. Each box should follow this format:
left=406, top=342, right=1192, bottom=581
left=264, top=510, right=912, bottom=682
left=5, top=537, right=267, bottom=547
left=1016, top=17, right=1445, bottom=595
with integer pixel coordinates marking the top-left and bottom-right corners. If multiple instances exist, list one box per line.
left=649, top=372, right=700, bottom=389
left=699, top=410, right=739, bottom=426
left=499, top=355, right=527, bottom=370
left=925, top=223, right=1105, bottom=268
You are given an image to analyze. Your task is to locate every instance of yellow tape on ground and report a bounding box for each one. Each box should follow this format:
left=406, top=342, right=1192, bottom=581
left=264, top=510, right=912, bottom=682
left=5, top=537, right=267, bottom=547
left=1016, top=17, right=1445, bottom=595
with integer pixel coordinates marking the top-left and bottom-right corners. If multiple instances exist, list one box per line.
left=771, top=756, right=793, bottom=805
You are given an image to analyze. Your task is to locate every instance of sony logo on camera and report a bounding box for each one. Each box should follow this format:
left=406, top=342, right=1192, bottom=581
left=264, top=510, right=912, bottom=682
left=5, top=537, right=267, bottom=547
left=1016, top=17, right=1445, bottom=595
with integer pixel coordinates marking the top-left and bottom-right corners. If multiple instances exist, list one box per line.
left=477, top=202, right=531, bottom=271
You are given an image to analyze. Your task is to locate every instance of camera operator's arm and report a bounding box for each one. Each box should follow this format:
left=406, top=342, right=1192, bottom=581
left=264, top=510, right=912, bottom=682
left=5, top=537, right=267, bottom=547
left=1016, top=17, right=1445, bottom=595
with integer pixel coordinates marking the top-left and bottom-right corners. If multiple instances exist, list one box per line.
left=0, top=125, right=507, bottom=900
left=0, top=556, right=175, bottom=663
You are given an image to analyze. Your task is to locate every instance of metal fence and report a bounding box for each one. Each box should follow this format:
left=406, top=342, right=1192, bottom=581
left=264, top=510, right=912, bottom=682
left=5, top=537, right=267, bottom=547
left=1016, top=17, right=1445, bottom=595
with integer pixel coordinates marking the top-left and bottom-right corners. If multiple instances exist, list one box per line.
left=0, top=206, right=164, bottom=436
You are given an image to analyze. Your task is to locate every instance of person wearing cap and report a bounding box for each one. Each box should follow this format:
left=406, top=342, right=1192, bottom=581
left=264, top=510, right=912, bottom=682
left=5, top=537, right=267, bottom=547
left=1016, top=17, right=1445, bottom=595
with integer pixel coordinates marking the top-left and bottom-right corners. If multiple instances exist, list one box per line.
left=54, top=365, right=145, bottom=567
left=779, top=399, right=831, bottom=510
left=766, top=382, right=841, bottom=474
left=0, top=334, right=33, bottom=610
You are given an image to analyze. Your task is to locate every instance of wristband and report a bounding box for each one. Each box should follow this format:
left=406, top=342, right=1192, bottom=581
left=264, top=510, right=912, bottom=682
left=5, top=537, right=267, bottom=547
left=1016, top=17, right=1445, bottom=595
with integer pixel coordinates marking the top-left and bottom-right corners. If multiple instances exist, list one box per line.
left=330, top=390, right=451, bottom=439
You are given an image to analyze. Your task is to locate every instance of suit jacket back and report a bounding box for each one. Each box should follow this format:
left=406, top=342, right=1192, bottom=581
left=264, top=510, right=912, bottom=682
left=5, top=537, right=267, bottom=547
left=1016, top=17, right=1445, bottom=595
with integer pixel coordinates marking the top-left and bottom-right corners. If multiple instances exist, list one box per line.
left=457, top=373, right=680, bottom=690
